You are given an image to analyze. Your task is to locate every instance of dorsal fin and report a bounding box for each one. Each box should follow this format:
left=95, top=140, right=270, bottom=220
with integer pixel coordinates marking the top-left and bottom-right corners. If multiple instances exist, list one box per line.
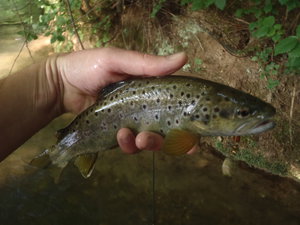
left=98, top=80, right=132, bottom=99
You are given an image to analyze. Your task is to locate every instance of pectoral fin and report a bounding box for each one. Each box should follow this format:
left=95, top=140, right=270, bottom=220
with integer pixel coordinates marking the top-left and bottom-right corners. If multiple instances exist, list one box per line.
left=162, top=129, right=199, bottom=155
left=74, top=153, right=98, bottom=178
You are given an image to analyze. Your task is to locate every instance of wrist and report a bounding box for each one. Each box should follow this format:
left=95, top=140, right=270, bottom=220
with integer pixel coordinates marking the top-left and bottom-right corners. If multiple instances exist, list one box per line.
left=37, top=54, right=65, bottom=118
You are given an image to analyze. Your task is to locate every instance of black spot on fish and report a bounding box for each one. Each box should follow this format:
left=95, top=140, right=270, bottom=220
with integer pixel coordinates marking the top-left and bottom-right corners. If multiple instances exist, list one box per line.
left=86, top=120, right=90, bottom=124
left=214, top=107, right=220, bottom=113
left=110, top=96, right=113, bottom=101
left=168, top=106, right=172, bottom=111
left=160, top=129, right=164, bottom=134
left=95, top=112, right=98, bottom=116
left=175, top=119, right=179, bottom=124
left=191, top=100, right=195, bottom=105
left=181, top=92, right=184, bottom=96
left=205, top=97, right=210, bottom=101
left=170, top=94, right=174, bottom=98
left=138, top=83, right=142, bottom=87
left=220, top=109, right=230, bottom=118
left=195, top=114, right=200, bottom=119
left=213, top=115, right=217, bottom=119
left=203, top=107, right=208, bottom=112
left=113, top=125, right=117, bottom=129
left=196, top=95, right=200, bottom=99
left=167, top=121, right=171, bottom=126
left=107, top=109, right=111, bottom=113
left=134, top=116, right=138, bottom=121
left=183, top=112, right=188, bottom=116
left=72, top=129, right=75, bottom=132
left=151, top=86, right=155, bottom=90
left=205, top=114, right=210, bottom=120
left=186, top=83, right=191, bottom=87
left=143, top=104, right=147, bottom=109
left=186, top=93, right=191, bottom=98
left=132, top=91, right=136, bottom=94
left=142, top=90, right=145, bottom=94
left=146, top=81, right=150, bottom=84
left=155, top=114, right=159, bottom=120
left=156, top=98, right=160, bottom=103
left=201, top=92, right=206, bottom=96
left=173, top=85, right=177, bottom=89
left=178, top=100, right=182, bottom=106
left=115, top=94, right=118, bottom=99
left=130, top=101, right=134, bottom=106
left=90, top=108, right=94, bottom=113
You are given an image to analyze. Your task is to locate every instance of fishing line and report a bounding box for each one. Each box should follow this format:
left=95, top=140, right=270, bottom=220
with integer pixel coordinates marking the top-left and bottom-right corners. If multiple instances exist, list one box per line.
left=152, top=151, right=156, bottom=225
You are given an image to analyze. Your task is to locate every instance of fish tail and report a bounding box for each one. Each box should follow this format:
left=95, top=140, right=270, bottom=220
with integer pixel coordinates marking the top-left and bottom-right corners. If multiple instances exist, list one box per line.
left=30, top=146, right=68, bottom=183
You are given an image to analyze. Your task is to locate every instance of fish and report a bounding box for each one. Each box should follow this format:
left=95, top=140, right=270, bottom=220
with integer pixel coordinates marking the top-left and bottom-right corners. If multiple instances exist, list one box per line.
left=31, top=75, right=276, bottom=179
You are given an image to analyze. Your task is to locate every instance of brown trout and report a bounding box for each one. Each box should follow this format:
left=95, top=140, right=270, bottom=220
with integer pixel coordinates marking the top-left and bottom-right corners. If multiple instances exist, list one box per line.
left=31, top=75, right=275, bottom=178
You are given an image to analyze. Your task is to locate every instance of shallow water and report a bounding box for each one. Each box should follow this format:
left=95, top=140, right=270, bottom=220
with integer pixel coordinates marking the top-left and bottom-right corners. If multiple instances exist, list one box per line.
left=1, top=25, right=300, bottom=225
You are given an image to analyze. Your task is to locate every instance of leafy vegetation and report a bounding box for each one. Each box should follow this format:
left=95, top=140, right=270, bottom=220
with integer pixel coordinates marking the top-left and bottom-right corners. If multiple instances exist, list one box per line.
left=19, top=0, right=299, bottom=88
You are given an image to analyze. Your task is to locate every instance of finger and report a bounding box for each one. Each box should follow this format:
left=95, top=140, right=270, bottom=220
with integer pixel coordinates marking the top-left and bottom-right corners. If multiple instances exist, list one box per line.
left=186, top=144, right=200, bottom=155
left=117, top=128, right=141, bottom=154
left=135, top=131, right=164, bottom=151
left=102, top=47, right=188, bottom=76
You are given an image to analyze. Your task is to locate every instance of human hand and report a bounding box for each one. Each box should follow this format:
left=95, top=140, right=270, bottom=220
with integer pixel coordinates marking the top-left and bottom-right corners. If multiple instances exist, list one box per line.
left=55, top=47, right=189, bottom=154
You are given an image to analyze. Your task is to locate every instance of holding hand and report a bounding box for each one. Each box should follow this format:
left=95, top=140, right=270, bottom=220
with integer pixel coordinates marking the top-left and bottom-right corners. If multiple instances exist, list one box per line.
left=56, top=47, right=188, bottom=154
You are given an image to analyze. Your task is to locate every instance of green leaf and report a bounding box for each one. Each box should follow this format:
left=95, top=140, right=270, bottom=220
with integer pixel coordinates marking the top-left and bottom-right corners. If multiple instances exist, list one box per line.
left=50, top=35, right=57, bottom=44
left=286, top=57, right=300, bottom=68
left=296, top=25, right=300, bottom=38
left=278, top=0, right=288, bottom=4
left=263, top=16, right=275, bottom=27
left=274, top=24, right=282, bottom=30
left=249, top=22, right=257, bottom=31
left=267, top=79, right=280, bottom=89
left=191, top=1, right=205, bottom=10
left=215, top=0, right=226, bottom=10
left=235, top=9, right=243, bottom=18
left=56, top=35, right=65, bottom=42
left=253, top=26, right=269, bottom=38
left=274, top=36, right=298, bottom=55
left=264, top=0, right=272, bottom=13
left=288, top=43, right=300, bottom=57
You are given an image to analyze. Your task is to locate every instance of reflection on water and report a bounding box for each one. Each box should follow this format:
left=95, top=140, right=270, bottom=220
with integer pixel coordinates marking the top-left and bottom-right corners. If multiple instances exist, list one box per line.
left=1, top=115, right=300, bottom=225
left=0, top=25, right=300, bottom=225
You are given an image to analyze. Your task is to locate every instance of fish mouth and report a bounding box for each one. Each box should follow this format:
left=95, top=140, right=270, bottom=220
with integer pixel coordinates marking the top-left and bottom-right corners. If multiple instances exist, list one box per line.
left=250, top=119, right=275, bottom=134
left=235, top=119, right=275, bottom=135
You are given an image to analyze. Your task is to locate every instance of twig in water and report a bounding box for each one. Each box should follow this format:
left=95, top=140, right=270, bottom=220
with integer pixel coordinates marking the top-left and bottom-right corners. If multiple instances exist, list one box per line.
left=8, top=40, right=26, bottom=76
left=65, top=0, right=85, bottom=50
left=9, top=0, right=34, bottom=75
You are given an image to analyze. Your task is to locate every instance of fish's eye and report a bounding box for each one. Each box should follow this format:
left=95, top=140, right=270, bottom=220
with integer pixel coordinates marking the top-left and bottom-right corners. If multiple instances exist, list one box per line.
left=237, top=108, right=250, bottom=118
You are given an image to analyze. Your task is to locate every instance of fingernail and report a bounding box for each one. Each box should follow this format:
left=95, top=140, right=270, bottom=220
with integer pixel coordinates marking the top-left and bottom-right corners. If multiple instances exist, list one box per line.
left=167, top=52, right=186, bottom=60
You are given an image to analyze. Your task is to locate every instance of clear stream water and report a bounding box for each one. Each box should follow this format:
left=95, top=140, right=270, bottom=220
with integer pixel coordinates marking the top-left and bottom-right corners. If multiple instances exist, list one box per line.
left=0, top=25, right=300, bottom=225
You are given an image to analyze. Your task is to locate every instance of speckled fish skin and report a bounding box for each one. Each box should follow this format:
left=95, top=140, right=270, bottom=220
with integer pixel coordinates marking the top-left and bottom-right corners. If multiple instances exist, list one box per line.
left=44, top=75, right=276, bottom=168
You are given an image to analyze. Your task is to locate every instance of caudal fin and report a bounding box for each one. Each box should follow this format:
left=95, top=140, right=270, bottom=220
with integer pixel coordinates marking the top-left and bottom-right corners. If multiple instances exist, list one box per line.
left=30, top=147, right=65, bottom=183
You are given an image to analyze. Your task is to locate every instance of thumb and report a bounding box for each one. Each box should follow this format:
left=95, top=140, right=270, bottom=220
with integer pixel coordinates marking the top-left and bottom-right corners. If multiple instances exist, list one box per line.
left=103, top=47, right=188, bottom=76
